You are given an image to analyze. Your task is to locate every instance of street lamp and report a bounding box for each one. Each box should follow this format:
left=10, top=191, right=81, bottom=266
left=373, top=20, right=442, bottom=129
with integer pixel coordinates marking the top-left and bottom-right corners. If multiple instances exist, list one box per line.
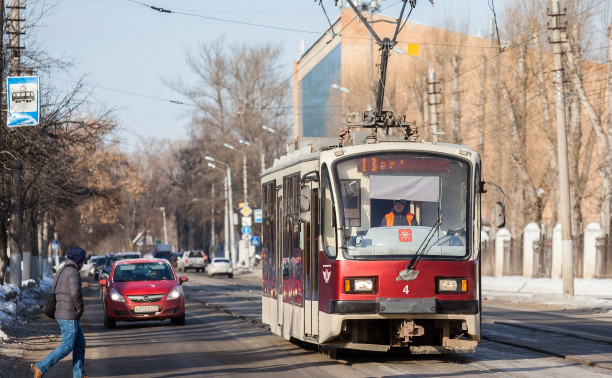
left=205, top=155, right=236, bottom=268
left=159, top=207, right=168, bottom=244
left=330, top=83, right=372, bottom=111
left=224, top=142, right=248, bottom=206
left=208, top=162, right=230, bottom=259
left=331, top=83, right=350, bottom=94
left=262, top=125, right=275, bottom=134
left=260, top=125, right=277, bottom=174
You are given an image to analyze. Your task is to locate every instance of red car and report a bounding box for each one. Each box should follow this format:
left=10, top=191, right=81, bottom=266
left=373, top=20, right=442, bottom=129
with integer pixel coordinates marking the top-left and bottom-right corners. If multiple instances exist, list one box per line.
left=98, top=258, right=188, bottom=328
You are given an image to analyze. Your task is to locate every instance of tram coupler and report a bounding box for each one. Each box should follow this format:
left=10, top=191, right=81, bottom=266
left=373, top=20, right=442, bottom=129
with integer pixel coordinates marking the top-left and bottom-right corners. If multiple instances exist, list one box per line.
left=397, top=320, right=425, bottom=342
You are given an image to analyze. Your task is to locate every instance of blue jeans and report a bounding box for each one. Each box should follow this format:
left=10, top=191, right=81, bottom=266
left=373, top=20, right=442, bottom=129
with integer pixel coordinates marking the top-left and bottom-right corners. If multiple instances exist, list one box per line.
left=36, top=319, right=86, bottom=378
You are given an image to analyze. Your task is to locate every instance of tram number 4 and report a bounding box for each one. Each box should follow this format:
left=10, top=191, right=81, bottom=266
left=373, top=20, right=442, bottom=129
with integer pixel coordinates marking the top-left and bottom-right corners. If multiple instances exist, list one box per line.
left=402, top=285, right=409, bottom=294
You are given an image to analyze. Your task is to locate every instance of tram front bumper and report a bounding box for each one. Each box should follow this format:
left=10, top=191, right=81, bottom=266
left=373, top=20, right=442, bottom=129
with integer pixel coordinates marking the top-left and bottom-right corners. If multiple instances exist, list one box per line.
left=329, top=298, right=479, bottom=314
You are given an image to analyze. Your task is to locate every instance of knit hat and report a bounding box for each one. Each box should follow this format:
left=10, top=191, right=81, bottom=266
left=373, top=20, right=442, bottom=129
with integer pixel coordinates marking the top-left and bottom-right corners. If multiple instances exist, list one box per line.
left=67, top=247, right=86, bottom=265
left=393, top=200, right=407, bottom=206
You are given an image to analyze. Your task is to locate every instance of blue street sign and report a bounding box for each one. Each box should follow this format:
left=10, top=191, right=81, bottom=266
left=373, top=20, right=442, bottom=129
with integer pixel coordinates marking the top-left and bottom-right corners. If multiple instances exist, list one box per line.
left=51, top=240, right=59, bottom=251
left=7, top=76, right=40, bottom=127
left=241, top=226, right=251, bottom=235
left=254, top=209, right=263, bottom=223
left=250, top=236, right=260, bottom=247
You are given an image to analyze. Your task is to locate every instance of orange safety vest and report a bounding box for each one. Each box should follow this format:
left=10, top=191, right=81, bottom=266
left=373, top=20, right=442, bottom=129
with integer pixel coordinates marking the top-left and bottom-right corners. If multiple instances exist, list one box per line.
left=385, top=212, right=414, bottom=226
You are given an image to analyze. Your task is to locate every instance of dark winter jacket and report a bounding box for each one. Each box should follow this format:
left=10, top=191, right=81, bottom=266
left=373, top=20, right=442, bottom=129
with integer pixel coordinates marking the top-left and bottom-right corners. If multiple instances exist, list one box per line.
left=53, top=259, right=84, bottom=320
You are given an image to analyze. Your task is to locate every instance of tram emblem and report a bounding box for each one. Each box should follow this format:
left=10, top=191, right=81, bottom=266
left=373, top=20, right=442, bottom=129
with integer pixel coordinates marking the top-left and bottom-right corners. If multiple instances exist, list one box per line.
left=398, top=229, right=412, bottom=242
left=396, top=269, right=419, bottom=281
left=323, top=269, right=331, bottom=283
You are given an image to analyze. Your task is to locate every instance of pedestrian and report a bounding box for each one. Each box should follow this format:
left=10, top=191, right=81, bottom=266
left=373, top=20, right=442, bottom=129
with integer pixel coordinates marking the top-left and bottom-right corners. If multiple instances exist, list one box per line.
left=32, top=246, right=87, bottom=378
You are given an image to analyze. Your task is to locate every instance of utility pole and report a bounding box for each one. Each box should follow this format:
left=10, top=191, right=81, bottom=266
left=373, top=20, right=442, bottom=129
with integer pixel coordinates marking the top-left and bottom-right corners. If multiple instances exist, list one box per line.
left=160, top=207, right=168, bottom=244
left=549, top=0, right=574, bottom=296
left=210, top=184, right=216, bottom=257
left=226, top=165, right=236, bottom=269
left=428, top=66, right=440, bottom=143
left=223, top=177, right=229, bottom=259
left=7, top=0, right=24, bottom=287
left=243, top=154, right=248, bottom=206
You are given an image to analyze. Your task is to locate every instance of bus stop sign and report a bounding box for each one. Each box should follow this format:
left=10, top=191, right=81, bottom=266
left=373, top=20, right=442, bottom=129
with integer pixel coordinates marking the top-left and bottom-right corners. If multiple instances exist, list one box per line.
left=7, top=76, right=40, bottom=127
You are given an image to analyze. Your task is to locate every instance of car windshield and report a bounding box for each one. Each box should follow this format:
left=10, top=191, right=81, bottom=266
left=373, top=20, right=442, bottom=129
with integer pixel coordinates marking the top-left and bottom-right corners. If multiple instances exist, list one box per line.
left=334, top=153, right=471, bottom=259
left=213, top=259, right=230, bottom=264
left=113, top=262, right=175, bottom=282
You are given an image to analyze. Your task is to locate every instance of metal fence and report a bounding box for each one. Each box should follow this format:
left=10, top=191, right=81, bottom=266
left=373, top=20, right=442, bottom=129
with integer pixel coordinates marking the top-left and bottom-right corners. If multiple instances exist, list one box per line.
left=503, top=236, right=523, bottom=276
left=481, top=240, right=494, bottom=276
left=596, top=235, right=612, bottom=278
left=573, top=237, right=584, bottom=278
left=534, top=238, right=552, bottom=278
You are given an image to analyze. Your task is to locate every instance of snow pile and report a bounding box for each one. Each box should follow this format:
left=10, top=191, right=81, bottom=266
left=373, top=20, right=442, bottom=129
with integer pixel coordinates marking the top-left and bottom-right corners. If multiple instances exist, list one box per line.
left=0, top=283, right=20, bottom=340
left=0, top=275, right=52, bottom=340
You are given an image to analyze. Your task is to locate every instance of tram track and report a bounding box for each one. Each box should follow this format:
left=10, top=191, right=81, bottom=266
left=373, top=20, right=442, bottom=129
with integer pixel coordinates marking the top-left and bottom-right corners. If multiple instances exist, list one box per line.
left=183, top=272, right=612, bottom=373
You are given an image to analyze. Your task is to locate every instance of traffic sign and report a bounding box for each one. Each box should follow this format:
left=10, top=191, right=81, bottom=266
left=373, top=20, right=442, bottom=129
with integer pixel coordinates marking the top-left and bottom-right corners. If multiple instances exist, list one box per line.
left=254, top=209, right=263, bottom=223
left=240, top=205, right=253, bottom=217
left=51, top=240, right=59, bottom=251
left=7, top=76, right=40, bottom=127
left=250, top=236, right=260, bottom=247
left=242, top=216, right=252, bottom=227
left=241, top=226, right=252, bottom=235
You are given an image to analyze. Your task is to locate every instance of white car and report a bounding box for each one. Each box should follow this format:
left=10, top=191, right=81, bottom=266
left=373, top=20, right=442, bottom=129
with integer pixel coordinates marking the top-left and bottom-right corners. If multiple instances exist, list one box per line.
left=207, top=258, right=233, bottom=278
left=178, top=251, right=206, bottom=272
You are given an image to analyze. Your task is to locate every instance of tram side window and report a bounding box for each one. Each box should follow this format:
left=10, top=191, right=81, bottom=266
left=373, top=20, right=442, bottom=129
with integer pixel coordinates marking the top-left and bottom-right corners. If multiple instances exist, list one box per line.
left=320, top=165, right=337, bottom=257
left=262, top=182, right=276, bottom=297
left=340, top=179, right=361, bottom=227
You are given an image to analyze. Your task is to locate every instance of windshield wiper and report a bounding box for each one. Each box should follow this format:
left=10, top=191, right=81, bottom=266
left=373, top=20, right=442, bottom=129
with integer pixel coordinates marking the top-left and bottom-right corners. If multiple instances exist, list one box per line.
left=405, top=217, right=442, bottom=271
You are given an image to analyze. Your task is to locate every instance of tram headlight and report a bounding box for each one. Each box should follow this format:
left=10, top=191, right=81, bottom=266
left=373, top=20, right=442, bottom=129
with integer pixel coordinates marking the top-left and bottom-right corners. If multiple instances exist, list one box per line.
left=436, top=278, right=468, bottom=293
left=344, top=277, right=376, bottom=294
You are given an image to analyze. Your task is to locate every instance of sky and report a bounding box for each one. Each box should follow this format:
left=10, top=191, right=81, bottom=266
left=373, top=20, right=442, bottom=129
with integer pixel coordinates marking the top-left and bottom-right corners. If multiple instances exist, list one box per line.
left=35, top=0, right=508, bottom=151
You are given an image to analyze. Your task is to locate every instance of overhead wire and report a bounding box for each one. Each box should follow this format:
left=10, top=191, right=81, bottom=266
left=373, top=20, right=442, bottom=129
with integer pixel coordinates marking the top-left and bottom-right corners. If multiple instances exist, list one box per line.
left=85, top=0, right=608, bottom=129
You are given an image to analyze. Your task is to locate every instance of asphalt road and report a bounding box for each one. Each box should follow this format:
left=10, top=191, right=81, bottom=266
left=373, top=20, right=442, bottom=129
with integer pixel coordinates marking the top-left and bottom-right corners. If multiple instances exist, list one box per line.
left=18, top=269, right=611, bottom=377
left=74, top=270, right=612, bottom=376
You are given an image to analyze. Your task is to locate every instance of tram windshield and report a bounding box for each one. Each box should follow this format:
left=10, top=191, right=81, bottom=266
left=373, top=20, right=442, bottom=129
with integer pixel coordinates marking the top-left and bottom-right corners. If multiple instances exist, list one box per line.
left=334, top=153, right=470, bottom=259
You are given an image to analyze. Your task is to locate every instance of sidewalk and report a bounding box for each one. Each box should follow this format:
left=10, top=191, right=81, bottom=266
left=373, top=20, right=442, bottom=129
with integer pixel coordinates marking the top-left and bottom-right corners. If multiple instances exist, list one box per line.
left=482, top=276, right=612, bottom=312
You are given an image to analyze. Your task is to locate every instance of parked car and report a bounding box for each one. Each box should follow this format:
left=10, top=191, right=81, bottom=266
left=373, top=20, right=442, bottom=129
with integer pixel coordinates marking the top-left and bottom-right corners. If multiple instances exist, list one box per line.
left=98, top=258, right=188, bottom=328
left=207, top=257, right=233, bottom=278
left=177, top=250, right=206, bottom=273
left=150, top=251, right=177, bottom=267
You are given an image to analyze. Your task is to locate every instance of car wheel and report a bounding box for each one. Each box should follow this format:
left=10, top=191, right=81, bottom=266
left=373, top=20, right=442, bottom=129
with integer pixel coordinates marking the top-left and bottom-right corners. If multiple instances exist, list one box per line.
left=228, top=273, right=233, bottom=278
left=104, top=310, right=116, bottom=329
left=171, top=313, right=185, bottom=326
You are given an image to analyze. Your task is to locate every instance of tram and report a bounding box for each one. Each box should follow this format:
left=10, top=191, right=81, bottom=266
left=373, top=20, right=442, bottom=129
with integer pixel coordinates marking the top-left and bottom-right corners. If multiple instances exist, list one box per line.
left=260, top=0, right=504, bottom=354
left=261, top=131, right=504, bottom=354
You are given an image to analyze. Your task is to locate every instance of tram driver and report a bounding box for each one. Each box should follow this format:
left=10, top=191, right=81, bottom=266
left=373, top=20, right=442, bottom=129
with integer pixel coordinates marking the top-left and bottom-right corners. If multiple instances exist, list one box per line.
left=380, top=199, right=419, bottom=227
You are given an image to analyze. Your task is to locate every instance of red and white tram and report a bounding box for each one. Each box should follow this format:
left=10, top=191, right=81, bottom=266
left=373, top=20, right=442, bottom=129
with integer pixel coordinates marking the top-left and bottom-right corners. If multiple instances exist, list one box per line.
left=261, top=134, right=504, bottom=354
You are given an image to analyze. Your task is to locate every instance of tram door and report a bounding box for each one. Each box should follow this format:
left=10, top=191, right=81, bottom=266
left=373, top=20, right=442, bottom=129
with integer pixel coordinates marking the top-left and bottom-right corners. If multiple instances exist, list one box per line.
left=276, top=191, right=284, bottom=328
left=304, top=186, right=319, bottom=338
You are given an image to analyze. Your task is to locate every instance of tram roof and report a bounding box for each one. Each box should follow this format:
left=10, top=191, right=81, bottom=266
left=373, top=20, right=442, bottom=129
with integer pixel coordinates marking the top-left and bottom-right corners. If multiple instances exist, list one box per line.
left=263, top=132, right=475, bottom=177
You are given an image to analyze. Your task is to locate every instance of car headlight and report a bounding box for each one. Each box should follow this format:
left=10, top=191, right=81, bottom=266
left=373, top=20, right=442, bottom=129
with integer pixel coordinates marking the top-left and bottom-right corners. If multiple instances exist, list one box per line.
left=110, top=288, right=126, bottom=302
left=344, top=277, right=376, bottom=294
left=167, top=286, right=181, bottom=300
left=436, top=278, right=468, bottom=293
